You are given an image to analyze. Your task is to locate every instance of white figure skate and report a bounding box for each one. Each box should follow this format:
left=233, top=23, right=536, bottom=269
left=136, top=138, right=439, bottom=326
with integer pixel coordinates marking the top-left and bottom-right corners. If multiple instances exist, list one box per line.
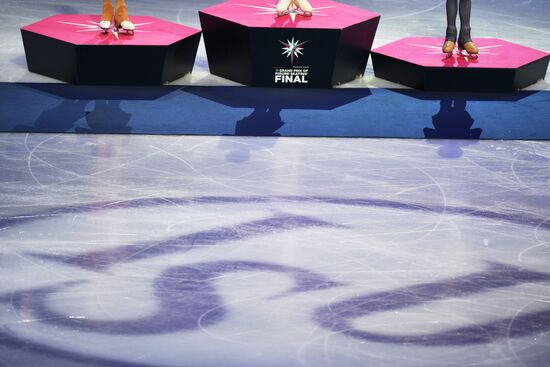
left=293, top=0, right=313, bottom=16
left=118, top=20, right=135, bottom=35
left=276, top=0, right=292, bottom=17
left=99, top=20, right=111, bottom=34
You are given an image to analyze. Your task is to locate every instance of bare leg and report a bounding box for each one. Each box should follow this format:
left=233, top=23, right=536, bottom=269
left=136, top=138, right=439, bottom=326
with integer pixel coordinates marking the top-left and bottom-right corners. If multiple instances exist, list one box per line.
left=294, top=0, right=313, bottom=16
left=277, top=0, right=292, bottom=16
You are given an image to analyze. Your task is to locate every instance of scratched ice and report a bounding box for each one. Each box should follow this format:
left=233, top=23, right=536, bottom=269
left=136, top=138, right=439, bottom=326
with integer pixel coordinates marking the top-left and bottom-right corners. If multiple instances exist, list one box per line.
left=2, top=0, right=550, bottom=365
left=0, top=133, right=549, bottom=367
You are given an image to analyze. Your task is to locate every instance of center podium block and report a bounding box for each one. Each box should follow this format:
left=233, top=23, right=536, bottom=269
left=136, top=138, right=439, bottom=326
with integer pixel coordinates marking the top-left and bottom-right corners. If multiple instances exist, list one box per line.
left=199, top=0, right=380, bottom=88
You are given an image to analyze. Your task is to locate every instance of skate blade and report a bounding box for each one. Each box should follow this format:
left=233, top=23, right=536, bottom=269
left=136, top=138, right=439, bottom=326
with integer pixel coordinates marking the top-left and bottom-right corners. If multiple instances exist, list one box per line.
left=117, top=27, right=135, bottom=35
left=442, top=50, right=454, bottom=59
left=459, top=49, right=479, bottom=59
left=295, top=9, right=312, bottom=17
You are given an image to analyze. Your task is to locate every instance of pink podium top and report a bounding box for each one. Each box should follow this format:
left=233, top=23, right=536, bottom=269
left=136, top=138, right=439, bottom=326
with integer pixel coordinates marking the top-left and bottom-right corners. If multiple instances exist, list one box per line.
left=200, top=0, right=379, bottom=29
left=22, top=14, right=201, bottom=46
left=373, top=37, right=549, bottom=69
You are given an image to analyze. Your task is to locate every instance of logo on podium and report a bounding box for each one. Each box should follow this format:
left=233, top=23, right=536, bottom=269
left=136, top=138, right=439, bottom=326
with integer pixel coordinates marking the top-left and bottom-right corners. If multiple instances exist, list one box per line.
left=275, top=37, right=310, bottom=84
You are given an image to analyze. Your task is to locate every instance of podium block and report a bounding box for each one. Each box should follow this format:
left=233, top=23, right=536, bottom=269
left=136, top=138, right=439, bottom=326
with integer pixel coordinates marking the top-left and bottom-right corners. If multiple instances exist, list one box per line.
left=21, top=15, right=201, bottom=85
left=371, top=37, right=550, bottom=92
left=199, top=0, right=380, bottom=88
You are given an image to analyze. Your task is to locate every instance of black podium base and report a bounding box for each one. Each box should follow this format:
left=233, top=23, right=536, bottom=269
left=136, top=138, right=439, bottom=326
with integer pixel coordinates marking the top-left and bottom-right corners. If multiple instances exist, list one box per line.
left=21, top=15, right=201, bottom=85
left=371, top=37, right=550, bottom=92
left=200, top=0, right=380, bottom=88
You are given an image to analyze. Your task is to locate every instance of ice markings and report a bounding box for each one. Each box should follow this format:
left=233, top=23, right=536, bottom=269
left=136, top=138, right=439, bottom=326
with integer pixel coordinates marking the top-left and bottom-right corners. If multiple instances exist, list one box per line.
left=29, top=213, right=342, bottom=271
left=5, top=261, right=339, bottom=335
left=315, top=261, right=550, bottom=345
left=1, top=192, right=549, bottom=364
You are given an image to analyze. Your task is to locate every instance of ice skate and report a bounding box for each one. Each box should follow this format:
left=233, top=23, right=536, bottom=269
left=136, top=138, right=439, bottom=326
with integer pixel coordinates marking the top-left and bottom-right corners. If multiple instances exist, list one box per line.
left=118, top=20, right=135, bottom=34
left=100, top=0, right=114, bottom=33
left=293, top=0, right=313, bottom=17
left=276, top=9, right=289, bottom=17
left=276, top=0, right=292, bottom=17
left=115, top=0, right=134, bottom=35
left=442, top=40, right=455, bottom=58
left=459, top=41, right=478, bottom=58
left=99, top=20, right=111, bottom=33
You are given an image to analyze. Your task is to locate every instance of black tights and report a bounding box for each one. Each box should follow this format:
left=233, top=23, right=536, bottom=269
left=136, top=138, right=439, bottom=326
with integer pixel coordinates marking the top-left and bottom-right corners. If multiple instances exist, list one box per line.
left=446, top=0, right=472, bottom=45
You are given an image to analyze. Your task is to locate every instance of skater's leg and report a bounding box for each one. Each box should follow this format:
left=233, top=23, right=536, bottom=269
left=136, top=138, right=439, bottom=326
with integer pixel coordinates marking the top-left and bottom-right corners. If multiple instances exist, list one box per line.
left=115, top=0, right=134, bottom=31
left=276, top=0, right=292, bottom=16
left=442, top=0, right=458, bottom=54
left=100, top=0, right=114, bottom=30
left=115, top=0, right=129, bottom=25
left=294, top=0, right=313, bottom=16
left=458, top=0, right=478, bottom=54
left=445, top=0, right=458, bottom=42
left=458, top=0, right=472, bottom=44
left=442, top=0, right=459, bottom=54
left=102, top=0, right=114, bottom=22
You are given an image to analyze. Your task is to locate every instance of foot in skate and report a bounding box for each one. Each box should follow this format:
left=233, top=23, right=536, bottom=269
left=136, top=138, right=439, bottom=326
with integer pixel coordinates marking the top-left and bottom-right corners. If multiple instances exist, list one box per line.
left=459, top=41, right=478, bottom=58
left=99, top=20, right=111, bottom=33
left=101, top=0, right=114, bottom=33
left=293, top=0, right=313, bottom=16
left=115, top=1, right=134, bottom=34
left=276, top=0, right=292, bottom=17
left=442, top=40, right=455, bottom=58
left=295, top=8, right=312, bottom=17
left=119, top=20, right=135, bottom=34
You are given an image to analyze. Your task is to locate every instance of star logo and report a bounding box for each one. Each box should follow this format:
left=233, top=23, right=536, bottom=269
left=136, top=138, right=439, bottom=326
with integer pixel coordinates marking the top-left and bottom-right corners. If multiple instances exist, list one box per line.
left=236, top=3, right=335, bottom=23
left=57, top=20, right=152, bottom=40
left=279, top=37, right=308, bottom=64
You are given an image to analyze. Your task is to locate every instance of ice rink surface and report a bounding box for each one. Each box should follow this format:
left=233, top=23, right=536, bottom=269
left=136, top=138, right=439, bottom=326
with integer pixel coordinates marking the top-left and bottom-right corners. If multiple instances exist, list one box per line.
left=1, top=0, right=550, bottom=366
left=0, top=134, right=549, bottom=367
